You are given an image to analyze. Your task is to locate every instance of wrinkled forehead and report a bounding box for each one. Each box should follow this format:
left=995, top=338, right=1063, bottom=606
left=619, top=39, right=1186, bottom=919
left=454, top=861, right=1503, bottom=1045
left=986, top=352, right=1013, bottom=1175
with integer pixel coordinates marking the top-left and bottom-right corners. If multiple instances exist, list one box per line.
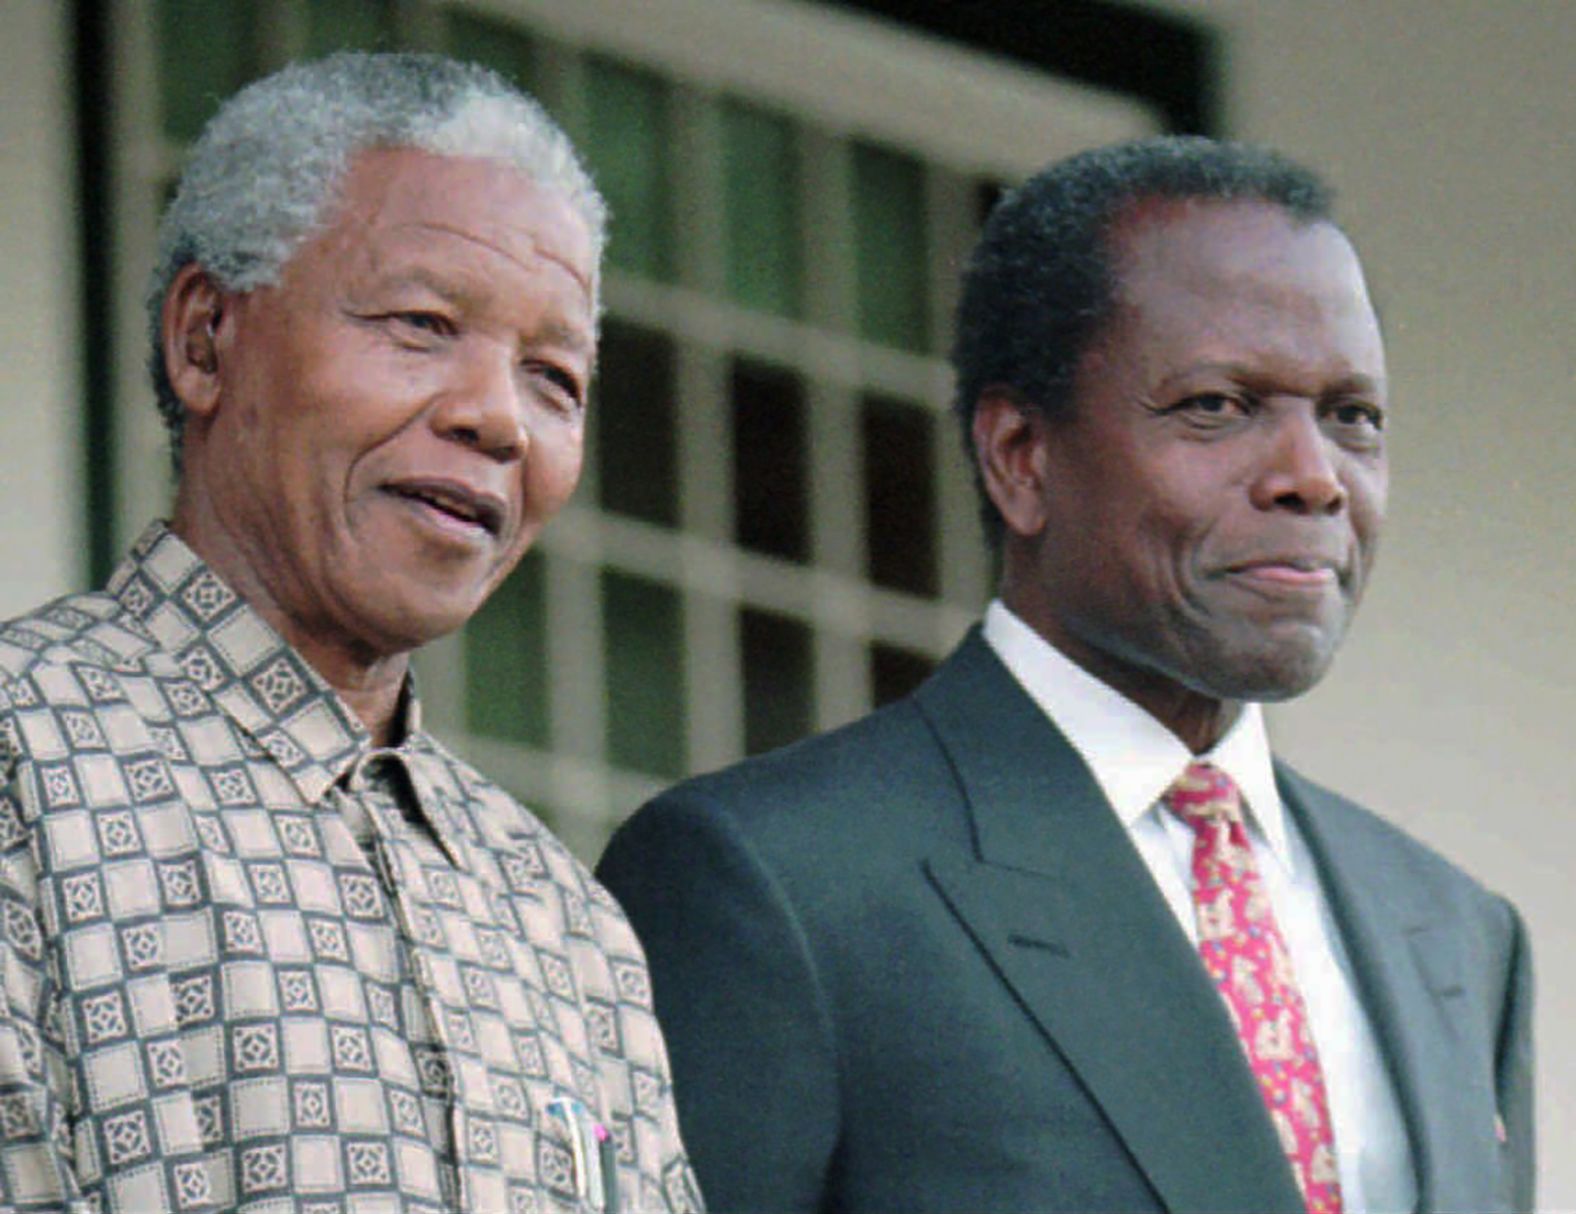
left=1098, top=199, right=1380, bottom=355
left=295, top=146, right=597, bottom=295
left=1107, top=198, right=1369, bottom=310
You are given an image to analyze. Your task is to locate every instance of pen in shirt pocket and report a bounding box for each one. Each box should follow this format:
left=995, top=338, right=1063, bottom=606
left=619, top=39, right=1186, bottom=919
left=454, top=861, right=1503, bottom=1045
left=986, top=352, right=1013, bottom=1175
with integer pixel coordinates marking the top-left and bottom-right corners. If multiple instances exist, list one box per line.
left=546, top=1095, right=620, bottom=1213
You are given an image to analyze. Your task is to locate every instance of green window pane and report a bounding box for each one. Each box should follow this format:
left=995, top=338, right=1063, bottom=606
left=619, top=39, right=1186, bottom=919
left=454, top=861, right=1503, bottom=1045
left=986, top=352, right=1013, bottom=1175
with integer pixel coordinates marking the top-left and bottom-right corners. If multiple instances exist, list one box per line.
left=157, top=0, right=257, bottom=142
left=731, top=359, right=809, bottom=564
left=862, top=393, right=937, bottom=597
left=722, top=100, right=801, bottom=318
left=464, top=551, right=549, bottom=747
left=603, top=571, right=686, bottom=777
left=305, top=0, right=396, bottom=55
left=870, top=641, right=935, bottom=707
left=583, top=57, right=673, bottom=282
left=739, top=608, right=814, bottom=755
left=595, top=321, right=678, bottom=526
left=852, top=143, right=929, bottom=353
left=446, top=11, right=536, bottom=92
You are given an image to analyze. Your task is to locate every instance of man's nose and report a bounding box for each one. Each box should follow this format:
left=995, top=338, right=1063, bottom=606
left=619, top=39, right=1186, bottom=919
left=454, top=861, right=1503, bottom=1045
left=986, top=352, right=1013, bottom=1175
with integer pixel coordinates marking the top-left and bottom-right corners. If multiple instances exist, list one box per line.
left=431, top=350, right=529, bottom=460
left=1250, top=407, right=1346, bottom=515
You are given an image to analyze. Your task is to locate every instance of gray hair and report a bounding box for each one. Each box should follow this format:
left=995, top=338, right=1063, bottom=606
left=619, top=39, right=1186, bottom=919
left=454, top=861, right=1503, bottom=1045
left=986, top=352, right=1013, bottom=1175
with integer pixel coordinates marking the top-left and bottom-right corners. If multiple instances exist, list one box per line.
left=147, top=51, right=607, bottom=462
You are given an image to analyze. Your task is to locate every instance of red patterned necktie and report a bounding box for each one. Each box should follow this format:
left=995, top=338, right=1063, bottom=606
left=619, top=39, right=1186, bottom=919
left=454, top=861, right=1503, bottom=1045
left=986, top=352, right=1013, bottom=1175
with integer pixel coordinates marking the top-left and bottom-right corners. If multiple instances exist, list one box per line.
left=1163, top=761, right=1343, bottom=1214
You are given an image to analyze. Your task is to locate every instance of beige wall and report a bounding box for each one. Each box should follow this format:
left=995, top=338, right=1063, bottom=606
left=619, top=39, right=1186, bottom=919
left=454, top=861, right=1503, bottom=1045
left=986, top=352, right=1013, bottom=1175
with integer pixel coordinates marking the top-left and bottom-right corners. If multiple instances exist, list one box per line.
left=1170, top=0, right=1574, bottom=1202
left=1, top=0, right=1570, bottom=1202
left=0, top=0, right=82, bottom=617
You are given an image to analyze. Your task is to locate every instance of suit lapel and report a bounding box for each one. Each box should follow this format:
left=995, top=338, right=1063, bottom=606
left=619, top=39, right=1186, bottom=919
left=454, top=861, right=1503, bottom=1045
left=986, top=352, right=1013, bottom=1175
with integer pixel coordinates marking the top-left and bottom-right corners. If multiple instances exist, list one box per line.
left=915, top=635, right=1303, bottom=1213
left=1282, top=768, right=1497, bottom=1212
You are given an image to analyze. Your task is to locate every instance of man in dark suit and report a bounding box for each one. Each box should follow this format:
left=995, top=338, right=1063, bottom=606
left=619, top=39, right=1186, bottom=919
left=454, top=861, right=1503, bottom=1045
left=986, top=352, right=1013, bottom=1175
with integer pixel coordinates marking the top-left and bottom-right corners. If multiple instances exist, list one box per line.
left=597, top=137, right=1534, bottom=1213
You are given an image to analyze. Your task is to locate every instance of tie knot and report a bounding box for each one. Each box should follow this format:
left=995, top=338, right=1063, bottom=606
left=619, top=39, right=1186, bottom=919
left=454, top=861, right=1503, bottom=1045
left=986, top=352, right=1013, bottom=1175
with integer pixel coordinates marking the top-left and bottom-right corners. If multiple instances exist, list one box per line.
left=1162, top=761, right=1243, bottom=829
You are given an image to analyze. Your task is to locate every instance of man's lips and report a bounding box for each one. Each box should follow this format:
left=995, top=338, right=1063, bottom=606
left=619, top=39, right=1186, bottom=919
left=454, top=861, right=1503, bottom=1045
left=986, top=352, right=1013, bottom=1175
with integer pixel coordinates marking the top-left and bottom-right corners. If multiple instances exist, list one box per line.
left=1219, top=555, right=1344, bottom=590
left=383, top=478, right=507, bottom=537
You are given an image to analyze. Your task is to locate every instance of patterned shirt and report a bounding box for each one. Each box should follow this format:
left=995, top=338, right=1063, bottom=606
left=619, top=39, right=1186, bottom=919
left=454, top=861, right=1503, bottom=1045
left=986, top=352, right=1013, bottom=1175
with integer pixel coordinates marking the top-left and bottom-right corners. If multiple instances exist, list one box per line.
left=0, top=523, right=701, bottom=1213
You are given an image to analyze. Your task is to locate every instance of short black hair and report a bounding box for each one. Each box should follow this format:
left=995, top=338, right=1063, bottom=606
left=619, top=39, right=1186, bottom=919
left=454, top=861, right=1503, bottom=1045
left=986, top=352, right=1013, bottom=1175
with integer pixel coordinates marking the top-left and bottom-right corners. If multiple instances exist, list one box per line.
left=951, top=135, right=1336, bottom=545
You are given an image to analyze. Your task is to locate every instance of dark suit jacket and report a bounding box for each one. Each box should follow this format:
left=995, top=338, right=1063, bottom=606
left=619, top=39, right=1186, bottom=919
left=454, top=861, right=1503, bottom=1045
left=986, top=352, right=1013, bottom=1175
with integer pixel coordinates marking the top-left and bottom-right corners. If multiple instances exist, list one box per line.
left=598, top=632, right=1534, bottom=1212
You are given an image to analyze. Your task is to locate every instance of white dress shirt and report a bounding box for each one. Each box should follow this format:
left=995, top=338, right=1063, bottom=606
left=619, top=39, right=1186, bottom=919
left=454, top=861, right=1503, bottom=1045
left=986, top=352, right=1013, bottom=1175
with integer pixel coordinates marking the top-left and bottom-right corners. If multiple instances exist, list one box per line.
left=983, top=600, right=1417, bottom=1213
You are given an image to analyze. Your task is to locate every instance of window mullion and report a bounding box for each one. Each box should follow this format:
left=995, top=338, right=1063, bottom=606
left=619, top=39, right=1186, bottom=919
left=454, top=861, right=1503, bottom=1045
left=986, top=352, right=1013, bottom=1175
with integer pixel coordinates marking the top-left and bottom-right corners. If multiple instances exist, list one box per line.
left=926, top=165, right=993, bottom=614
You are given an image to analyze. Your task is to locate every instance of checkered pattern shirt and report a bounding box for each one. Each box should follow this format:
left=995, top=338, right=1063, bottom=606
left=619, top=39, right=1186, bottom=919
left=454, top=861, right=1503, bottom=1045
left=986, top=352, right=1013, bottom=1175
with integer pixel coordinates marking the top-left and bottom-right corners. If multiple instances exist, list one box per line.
left=0, top=523, right=702, bottom=1213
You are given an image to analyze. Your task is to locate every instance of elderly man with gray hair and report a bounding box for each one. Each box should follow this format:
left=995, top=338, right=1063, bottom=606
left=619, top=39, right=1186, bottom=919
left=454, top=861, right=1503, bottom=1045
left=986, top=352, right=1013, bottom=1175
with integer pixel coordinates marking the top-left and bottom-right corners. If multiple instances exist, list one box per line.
left=0, top=53, right=700, bottom=1213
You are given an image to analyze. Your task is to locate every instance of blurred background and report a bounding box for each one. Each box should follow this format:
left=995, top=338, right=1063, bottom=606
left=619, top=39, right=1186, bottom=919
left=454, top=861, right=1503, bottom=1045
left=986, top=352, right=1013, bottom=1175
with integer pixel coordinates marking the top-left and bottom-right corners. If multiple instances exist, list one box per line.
left=3, top=0, right=1572, bottom=1201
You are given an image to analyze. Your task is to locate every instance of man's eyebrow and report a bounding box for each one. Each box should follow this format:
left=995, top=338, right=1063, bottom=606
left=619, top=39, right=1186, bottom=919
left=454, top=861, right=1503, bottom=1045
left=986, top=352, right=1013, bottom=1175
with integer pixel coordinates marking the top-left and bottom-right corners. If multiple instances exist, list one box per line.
left=1329, top=372, right=1386, bottom=396
left=364, top=265, right=473, bottom=306
left=1173, top=362, right=1387, bottom=396
left=535, top=317, right=595, bottom=356
left=362, top=267, right=593, bottom=355
left=414, top=220, right=595, bottom=292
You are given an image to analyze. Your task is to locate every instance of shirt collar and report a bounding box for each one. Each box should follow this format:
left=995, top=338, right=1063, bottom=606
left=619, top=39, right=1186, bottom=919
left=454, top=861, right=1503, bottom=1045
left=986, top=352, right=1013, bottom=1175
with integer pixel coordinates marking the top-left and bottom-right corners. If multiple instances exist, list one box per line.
left=107, top=521, right=421, bottom=805
left=982, top=599, right=1292, bottom=869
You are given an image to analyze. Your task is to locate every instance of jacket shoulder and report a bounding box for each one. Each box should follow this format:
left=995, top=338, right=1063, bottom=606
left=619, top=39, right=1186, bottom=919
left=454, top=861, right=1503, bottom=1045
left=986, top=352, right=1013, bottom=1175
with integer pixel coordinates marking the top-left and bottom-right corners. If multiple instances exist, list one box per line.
left=658, top=694, right=945, bottom=827
left=609, top=689, right=971, bottom=898
left=1279, top=762, right=1517, bottom=921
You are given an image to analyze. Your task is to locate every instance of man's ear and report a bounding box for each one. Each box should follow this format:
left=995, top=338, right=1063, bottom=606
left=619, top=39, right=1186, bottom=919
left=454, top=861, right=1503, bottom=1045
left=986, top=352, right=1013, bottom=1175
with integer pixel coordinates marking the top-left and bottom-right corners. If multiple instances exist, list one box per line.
left=160, top=265, right=231, bottom=420
left=973, top=388, right=1050, bottom=539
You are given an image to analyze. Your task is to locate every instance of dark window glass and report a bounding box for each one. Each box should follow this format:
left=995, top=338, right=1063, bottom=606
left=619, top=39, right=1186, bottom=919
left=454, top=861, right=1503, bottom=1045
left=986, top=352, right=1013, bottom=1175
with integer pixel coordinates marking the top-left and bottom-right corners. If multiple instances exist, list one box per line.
left=305, top=0, right=396, bottom=55
left=870, top=642, right=935, bottom=707
left=584, top=57, right=673, bottom=282
left=157, top=0, right=257, bottom=142
left=731, top=359, right=809, bottom=563
left=447, top=11, right=536, bottom=91
left=465, top=551, right=549, bottom=747
left=739, top=608, right=814, bottom=755
left=852, top=143, right=929, bottom=353
left=862, top=394, right=937, bottom=597
left=721, top=100, right=801, bottom=318
left=602, top=571, right=686, bottom=777
left=595, top=321, right=678, bottom=526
